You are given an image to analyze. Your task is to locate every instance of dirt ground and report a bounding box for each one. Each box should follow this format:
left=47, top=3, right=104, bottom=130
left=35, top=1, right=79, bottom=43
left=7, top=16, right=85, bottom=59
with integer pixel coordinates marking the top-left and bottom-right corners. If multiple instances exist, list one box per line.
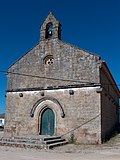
left=0, top=144, right=120, bottom=160
left=1, top=132, right=120, bottom=160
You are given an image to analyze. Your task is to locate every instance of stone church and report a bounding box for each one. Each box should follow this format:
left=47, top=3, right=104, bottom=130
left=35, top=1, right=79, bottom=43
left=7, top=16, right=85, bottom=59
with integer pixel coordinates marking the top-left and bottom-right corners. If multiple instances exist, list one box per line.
left=4, top=12, right=120, bottom=144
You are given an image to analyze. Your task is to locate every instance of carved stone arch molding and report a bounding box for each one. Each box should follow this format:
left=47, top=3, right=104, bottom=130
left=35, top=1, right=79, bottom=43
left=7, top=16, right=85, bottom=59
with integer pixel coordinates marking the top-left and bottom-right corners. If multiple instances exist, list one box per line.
left=30, top=97, right=65, bottom=118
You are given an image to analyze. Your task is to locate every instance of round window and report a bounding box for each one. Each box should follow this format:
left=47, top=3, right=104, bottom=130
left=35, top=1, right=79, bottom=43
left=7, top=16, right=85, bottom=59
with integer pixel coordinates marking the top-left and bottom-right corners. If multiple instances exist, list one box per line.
left=44, top=55, right=54, bottom=65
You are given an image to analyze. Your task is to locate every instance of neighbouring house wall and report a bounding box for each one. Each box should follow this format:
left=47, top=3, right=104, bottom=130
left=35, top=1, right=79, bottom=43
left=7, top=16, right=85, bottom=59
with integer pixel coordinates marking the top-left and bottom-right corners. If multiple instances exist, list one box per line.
left=0, top=118, right=5, bottom=127
left=100, top=63, right=119, bottom=142
left=4, top=86, right=101, bottom=144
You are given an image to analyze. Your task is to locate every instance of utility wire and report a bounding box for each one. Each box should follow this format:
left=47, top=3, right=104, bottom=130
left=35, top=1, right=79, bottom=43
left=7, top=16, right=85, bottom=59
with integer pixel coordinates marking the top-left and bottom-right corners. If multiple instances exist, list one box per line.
left=0, top=70, right=97, bottom=84
left=0, top=70, right=120, bottom=87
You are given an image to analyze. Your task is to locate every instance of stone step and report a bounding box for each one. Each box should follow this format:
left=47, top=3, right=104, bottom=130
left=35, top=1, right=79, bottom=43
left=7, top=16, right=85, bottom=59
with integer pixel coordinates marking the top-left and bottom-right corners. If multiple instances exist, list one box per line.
left=14, top=136, right=43, bottom=141
left=43, top=136, right=61, bottom=141
left=14, top=135, right=62, bottom=141
left=45, top=138, right=66, bottom=145
left=0, top=140, right=44, bottom=149
left=47, top=140, right=68, bottom=149
left=0, top=136, right=68, bottom=149
left=1, top=138, right=43, bottom=144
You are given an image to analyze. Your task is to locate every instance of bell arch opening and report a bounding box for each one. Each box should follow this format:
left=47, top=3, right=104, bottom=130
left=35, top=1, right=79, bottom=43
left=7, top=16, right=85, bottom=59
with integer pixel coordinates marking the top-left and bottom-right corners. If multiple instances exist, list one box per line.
left=45, top=22, right=53, bottom=39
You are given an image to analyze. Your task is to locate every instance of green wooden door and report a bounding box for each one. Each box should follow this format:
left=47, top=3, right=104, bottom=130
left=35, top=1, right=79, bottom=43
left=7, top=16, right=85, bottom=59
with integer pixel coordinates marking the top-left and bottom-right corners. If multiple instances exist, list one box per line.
left=40, top=108, right=54, bottom=136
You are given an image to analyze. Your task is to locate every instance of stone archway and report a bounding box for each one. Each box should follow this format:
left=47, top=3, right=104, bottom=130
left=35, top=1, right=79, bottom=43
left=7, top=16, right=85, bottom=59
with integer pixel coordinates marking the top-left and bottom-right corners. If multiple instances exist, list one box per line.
left=30, top=96, right=65, bottom=118
left=30, top=97, right=65, bottom=135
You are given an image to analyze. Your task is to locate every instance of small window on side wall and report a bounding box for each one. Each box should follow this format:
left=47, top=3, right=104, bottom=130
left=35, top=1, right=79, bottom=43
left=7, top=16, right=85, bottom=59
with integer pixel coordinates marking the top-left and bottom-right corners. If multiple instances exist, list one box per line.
left=46, top=22, right=53, bottom=39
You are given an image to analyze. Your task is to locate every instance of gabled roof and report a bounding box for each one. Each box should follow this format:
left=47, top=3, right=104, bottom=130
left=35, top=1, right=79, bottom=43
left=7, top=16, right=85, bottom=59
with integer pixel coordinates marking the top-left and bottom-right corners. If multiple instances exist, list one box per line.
left=101, top=61, right=120, bottom=97
left=8, top=38, right=101, bottom=70
left=8, top=43, right=39, bottom=69
left=60, top=40, right=101, bottom=59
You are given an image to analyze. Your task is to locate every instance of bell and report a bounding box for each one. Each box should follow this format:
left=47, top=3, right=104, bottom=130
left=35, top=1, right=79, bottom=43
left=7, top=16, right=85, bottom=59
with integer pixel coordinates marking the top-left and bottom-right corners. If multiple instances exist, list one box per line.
left=49, top=30, right=52, bottom=35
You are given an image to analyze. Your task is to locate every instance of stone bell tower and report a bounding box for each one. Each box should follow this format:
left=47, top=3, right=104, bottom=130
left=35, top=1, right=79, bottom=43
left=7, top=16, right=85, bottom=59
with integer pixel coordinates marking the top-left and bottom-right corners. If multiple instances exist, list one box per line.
left=40, top=12, right=62, bottom=41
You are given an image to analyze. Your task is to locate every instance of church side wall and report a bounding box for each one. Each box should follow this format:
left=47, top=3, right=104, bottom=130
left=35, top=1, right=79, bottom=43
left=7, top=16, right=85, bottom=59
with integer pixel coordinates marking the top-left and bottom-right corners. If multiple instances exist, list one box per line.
left=100, top=66, right=119, bottom=142
left=4, top=86, right=101, bottom=144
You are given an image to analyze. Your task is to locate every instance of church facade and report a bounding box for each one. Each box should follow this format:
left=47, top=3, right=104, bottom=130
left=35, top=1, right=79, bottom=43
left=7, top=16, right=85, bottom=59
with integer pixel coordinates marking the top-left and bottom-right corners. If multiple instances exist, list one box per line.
left=4, top=13, right=120, bottom=144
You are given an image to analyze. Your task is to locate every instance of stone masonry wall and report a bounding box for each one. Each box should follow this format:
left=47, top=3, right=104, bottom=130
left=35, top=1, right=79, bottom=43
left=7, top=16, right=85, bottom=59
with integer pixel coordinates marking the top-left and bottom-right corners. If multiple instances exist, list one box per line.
left=100, top=65, right=119, bottom=142
left=4, top=86, right=101, bottom=144
left=7, top=39, right=100, bottom=91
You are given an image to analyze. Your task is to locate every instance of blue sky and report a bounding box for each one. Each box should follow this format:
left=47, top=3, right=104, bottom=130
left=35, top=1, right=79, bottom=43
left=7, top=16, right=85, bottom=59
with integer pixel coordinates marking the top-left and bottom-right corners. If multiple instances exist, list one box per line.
left=0, top=0, right=120, bottom=113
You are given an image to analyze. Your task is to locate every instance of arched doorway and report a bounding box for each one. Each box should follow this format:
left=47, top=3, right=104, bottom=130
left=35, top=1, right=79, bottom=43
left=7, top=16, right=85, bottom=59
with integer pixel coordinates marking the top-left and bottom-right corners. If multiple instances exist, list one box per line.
left=40, top=108, right=55, bottom=136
